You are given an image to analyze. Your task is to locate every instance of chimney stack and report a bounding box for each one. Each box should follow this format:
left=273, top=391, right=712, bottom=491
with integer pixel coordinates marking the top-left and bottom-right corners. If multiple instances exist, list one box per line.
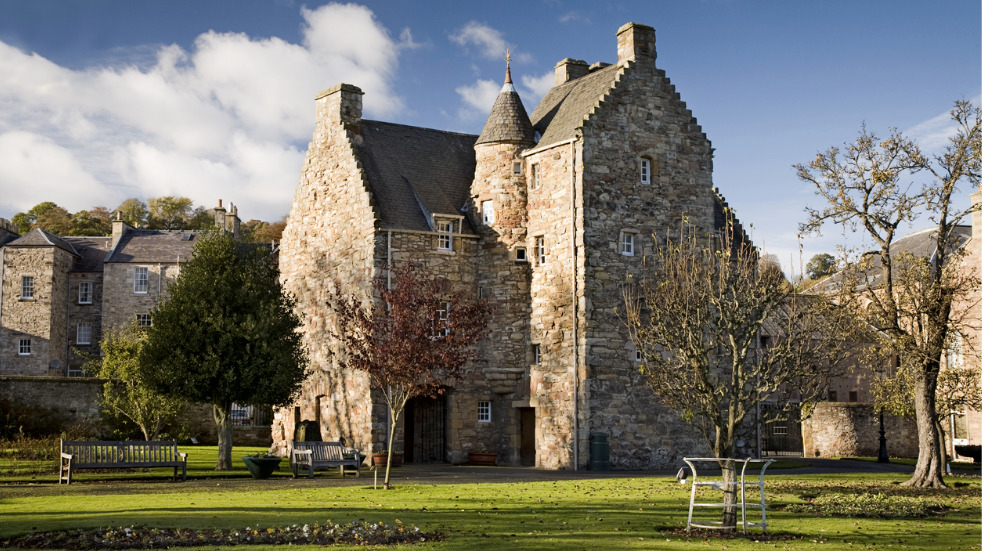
left=554, top=58, right=589, bottom=85
left=616, top=23, right=656, bottom=64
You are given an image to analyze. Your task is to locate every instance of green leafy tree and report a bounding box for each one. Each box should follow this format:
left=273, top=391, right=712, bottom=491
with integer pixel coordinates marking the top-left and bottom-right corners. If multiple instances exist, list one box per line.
left=148, top=196, right=195, bottom=229
left=624, top=219, right=862, bottom=528
left=11, top=201, right=62, bottom=234
left=241, top=219, right=287, bottom=243
left=86, top=323, right=189, bottom=441
left=139, top=233, right=308, bottom=470
left=116, top=198, right=149, bottom=227
left=797, top=100, right=981, bottom=488
left=69, top=207, right=112, bottom=236
left=806, top=253, right=836, bottom=280
left=328, top=262, right=493, bottom=488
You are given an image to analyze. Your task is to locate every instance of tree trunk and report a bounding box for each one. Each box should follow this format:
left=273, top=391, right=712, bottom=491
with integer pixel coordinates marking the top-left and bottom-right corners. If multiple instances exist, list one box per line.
left=383, top=406, right=402, bottom=490
left=904, top=365, right=946, bottom=488
left=720, top=459, right=739, bottom=530
left=213, top=403, right=234, bottom=471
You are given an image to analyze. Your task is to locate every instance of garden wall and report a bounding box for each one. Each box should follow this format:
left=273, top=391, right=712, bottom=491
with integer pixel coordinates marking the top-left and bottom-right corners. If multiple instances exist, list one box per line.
left=802, top=402, right=918, bottom=459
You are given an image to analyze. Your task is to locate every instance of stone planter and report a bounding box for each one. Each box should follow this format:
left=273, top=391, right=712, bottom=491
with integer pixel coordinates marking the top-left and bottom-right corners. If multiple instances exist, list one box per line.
left=468, top=452, right=497, bottom=466
left=242, top=456, right=282, bottom=479
left=372, top=452, right=403, bottom=467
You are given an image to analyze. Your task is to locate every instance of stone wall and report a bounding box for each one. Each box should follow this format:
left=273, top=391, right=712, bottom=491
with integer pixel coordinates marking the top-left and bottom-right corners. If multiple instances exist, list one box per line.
left=0, top=375, right=103, bottom=433
left=802, top=402, right=918, bottom=459
left=67, top=272, right=104, bottom=375
left=101, top=263, right=175, bottom=330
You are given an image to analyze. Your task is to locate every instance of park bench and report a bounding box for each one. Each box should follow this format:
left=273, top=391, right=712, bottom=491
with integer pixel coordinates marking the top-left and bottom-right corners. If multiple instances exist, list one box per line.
left=290, top=440, right=362, bottom=478
left=59, top=440, right=188, bottom=484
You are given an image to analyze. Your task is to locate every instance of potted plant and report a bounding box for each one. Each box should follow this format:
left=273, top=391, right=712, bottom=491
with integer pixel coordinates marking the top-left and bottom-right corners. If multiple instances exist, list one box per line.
left=372, top=451, right=404, bottom=467
left=468, top=451, right=497, bottom=466
left=242, top=452, right=282, bottom=479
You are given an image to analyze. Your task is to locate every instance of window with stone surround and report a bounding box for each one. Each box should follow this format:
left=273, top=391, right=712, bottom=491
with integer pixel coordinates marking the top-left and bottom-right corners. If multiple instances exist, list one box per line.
left=640, top=157, right=652, bottom=185
left=18, top=338, right=31, bottom=356
left=530, top=163, right=540, bottom=190
left=532, top=344, right=541, bottom=365
left=78, top=281, right=93, bottom=304
left=620, top=230, right=637, bottom=256
left=431, top=301, right=450, bottom=338
left=534, top=236, right=546, bottom=265
left=513, top=162, right=522, bottom=174
left=437, top=220, right=454, bottom=251
left=478, top=401, right=491, bottom=423
left=77, top=323, right=92, bottom=345
left=515, top=247, right=527, bottom=262
left=635, top=349, right=643, bottom=363
left=21, top=276, right=34, bottom=300
left=482, top=200, right=494, bottom=224
left=136, top=313, right=152, bottom=329
left=134, top=267, right=149, bottom=294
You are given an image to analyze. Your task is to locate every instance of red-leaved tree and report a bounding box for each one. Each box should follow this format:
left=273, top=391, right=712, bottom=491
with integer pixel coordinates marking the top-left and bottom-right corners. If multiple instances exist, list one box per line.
left=328, top=262, right=493, bottom=488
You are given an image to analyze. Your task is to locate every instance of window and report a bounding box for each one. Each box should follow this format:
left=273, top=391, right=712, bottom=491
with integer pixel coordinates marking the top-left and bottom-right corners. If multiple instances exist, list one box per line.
left=77, top=323, right=92, bottom=345
left=18, top=338, right=31, bottom=356
left=848, top=390, right=858, bottom=402
left=635, top=349, right=643, bottom=363
left=515, top=247, right=527, bottom=262
left=946, top=333, right=964, bottom=369
left=620, top=231, right=636, bottom=256
left=78, top=281, right=93, bottom=304
left=136, top=313, right=152, bottom=329
left=482, top=200, right=494, bottom=224
left=432, top=302, right=450, bottom=338
left=828, top=390, right=837, bottom=402
left=134, top=267, right=149, bottom=294
left=534, top=236, right=547, bottom=265
left=437, top=221, right=454, bottom=251
left=640, top=158, right=652, bottom=185
left=530, top=163, right=540, bottom=190
left=21, top=276, right=34, bottom=299
left=478, top=401, right=491, bottom=423
left=513, top=162, right=522, bottom=174
left=532, top=344, right=541, bottom=365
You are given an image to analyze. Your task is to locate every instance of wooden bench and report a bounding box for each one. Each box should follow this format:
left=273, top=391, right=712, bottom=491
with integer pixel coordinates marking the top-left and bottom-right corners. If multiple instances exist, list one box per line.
left=290, top=441, right=362, bottom=478
left=59, top=440, right=188, bottom=484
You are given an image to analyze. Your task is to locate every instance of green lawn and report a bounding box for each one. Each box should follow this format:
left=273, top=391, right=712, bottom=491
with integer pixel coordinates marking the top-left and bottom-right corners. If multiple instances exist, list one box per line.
left=0, top=446, right=979, bottom=550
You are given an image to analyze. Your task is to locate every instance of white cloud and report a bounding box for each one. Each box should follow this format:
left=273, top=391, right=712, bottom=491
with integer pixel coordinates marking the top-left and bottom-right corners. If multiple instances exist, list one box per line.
left=0, top=3, right=404, bottom=222
left=450, top=21, right=532, bottom=64
left=521, top=71, right=555, bottom=106
left=558, top=12, right=590, bottom=24
left=456, top=79, right=500, bottom=121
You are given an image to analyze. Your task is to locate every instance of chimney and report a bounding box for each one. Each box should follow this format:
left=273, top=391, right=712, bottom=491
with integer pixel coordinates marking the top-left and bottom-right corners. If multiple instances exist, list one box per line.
left=111, top=211, right=132, bottom=249
left=554, top=58, right=589, bottom=85
left=616, top=23, right=656, bottom=64
left=315, top=83, right=364, bottom=127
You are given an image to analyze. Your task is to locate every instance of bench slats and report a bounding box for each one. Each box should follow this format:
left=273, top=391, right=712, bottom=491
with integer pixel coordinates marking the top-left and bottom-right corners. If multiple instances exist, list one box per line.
left=290, top=441, right=361, bottom=478
left=59, top=440, right=187, bottom=484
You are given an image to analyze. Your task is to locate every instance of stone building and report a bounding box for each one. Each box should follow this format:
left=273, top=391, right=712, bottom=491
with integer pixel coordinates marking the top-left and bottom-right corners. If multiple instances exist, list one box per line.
left=276, top=23, right=760, bottom=470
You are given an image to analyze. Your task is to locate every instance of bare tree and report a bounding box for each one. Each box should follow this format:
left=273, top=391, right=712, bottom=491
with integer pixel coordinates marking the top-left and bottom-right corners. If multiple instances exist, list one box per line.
left=797, top=100, right=981, bottom=488
left=624, top=219, right=859, bottom=528
left=328, top=262, right=492, bottom=489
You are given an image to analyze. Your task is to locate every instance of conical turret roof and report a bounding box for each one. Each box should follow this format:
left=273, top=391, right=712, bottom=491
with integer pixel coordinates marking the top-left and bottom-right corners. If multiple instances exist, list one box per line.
left=476, top=53, right=535, bottom=145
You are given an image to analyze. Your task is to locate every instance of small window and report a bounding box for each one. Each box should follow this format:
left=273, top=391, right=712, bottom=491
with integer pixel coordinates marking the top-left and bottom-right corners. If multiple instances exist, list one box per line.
left=78, top=281, right=93, bottom=304
left=77, top=323, right=92, bottom=345
left=513, top=162, right=522, bottom=174
left=635, top=349, right=643, bottom=363
left=828, top=390, right=838, bottom=402
left=640, top=158, right=651, bottom=185
left=848, top=390, right=858, bottom=403
left=534, top=236, right=547, bottom=265
left=515, top=247, right=528, bottom=262
left=478, top=401, right=492, bottom=423
left=530, top=164, right=540, bottom=190
left=21, top=276, right=34, bottom=300
left=432, top=301, right=450, bottom=338
left=532, top=344, right=541, bottom=365
left=620, top=231, right=636, bottom=256
left=437, top=221, right=454, bottom=251
left=18, top=338, right=31, bottom=356
left=136, top=313, right=152, bottom=329
left=134, top=267, right=149, bottom=294
left=482, top=200, right=494, bottom=224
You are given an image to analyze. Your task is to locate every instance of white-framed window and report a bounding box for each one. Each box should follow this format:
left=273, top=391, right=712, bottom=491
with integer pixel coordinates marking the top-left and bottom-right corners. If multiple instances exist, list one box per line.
left=515, top=247, right=527, bottom=262
left=620, top=230, right=637, bottom=256
left=437, top=221, right=454, bottom=251
left=432, top=301, right=450, bottom=338
left=77, top=323, right=92, bottom=345
left=534, top=236, right=547, bottom=265
left=513, top=162, right=522, bottom=174
left=136, top=313, right=152, bottom=329
left=18, top=338, right=31, bottom=356
left=134, top=267, right=149, bottom=294
left=21, top=276, right=34, bottom=300
left=530, top=163, right=540, bottom=190
left=478, top=401, right=491, bottom=423
left=635, top=349, right=643, bottom=363
left=482, top=200, right=495, bottom=224
left=946, top=333, right=964, bottom=369
left=640, top=158, right=652, bottom=185
left=532, top=344, right=541, bottom=365
left=78, top=281, right=93, bottom=304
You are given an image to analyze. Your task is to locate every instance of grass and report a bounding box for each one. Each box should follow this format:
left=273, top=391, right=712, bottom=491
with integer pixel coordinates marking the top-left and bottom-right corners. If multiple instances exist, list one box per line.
left=0, top=445, right=979, bottom=550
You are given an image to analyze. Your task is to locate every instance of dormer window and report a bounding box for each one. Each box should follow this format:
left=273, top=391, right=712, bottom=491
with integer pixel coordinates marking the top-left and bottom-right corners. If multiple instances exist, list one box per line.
left=437, top=220, right=454, bottom=251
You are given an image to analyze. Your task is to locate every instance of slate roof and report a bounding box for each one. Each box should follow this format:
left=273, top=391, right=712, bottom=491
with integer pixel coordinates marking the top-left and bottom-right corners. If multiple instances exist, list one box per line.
left=530, top=64, right=621, bottom=148
left=476, top=82, right=535, bottom=145
left=5, top=228, right=79, bottom=257
left=63, top=237, right=112, bottom=272
left=105, top=230, right=199, bottom=263
left=356, top=120, right=478, bottom=232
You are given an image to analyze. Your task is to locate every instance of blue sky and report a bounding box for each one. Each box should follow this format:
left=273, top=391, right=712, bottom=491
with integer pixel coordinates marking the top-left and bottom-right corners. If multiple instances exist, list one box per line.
left=0, top=0, right=979, bottom=272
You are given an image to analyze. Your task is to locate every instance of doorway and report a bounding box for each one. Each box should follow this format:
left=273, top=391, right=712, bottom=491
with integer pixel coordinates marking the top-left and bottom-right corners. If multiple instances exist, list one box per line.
left=519, top=407, right=536, bottom=466
left=404, top=395, right=447, bottom=463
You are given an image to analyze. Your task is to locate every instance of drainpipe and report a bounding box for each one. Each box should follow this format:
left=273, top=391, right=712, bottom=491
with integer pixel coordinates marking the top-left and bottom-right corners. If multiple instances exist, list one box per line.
left=570, top=139, right=579, bottom=471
